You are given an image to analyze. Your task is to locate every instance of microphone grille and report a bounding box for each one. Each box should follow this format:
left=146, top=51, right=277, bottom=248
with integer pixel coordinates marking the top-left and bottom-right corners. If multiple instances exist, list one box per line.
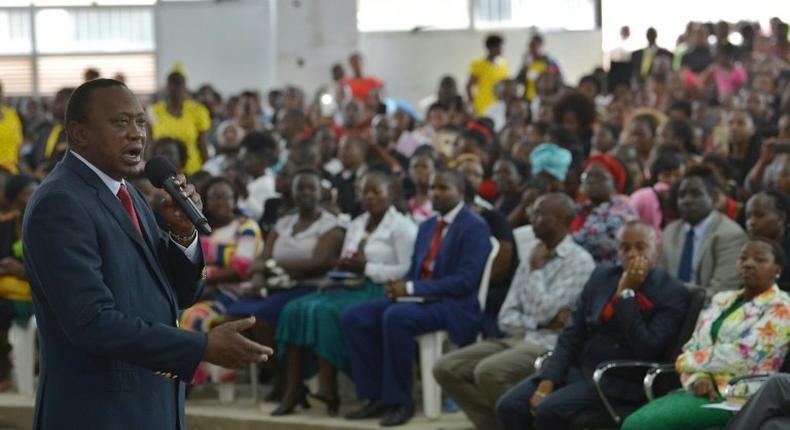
left=144, top=156, right=177, bottom=188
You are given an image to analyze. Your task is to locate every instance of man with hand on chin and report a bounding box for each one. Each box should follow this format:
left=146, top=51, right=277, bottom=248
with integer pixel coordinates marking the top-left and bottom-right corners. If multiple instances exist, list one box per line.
left=496, top=220, right=690, bottom=430
left=23, top=79, right=272, bottom=430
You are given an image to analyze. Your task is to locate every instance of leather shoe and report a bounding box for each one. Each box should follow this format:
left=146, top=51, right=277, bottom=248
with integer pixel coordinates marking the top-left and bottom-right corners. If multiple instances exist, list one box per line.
left=344, top=400, right=387, bottom=420
left=379, top=404, right=414, bottom=427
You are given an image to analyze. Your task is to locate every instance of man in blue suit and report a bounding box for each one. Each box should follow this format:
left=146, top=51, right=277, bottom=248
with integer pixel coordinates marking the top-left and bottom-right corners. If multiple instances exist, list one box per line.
left=342, top=169, right=492, bottom=426
left=23, top=79, right=272, bottom=430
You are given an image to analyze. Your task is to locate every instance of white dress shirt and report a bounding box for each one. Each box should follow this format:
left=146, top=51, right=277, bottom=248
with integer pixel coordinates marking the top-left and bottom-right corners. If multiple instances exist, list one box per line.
left=342, top=206, right=418, bottom=283
left=498, top=226, right=596, bottom=349
left=405, top=201, right=465, bottom=295
left=71, top=151, right=200, bottom=262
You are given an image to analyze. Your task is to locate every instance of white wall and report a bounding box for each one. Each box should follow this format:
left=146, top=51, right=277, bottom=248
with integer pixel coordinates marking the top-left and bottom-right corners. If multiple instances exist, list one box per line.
left=359, top=28, right=603, bottom=112
left=276, top=0, right=358, bottom=101
left=156, top=0, right=276, bottom=97
left=154, top=0, right=602, bottom=108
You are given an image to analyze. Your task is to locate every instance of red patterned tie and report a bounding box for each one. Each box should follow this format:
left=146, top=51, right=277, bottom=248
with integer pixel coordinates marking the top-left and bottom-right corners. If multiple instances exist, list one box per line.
left=420, top=220, right=447, bottom=279
left=117, top=183, right=142, bottom=236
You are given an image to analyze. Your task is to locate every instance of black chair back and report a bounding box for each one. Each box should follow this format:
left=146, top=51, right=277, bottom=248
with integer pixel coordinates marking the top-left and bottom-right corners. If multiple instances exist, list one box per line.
left=662, top=286, right=707, bottom=362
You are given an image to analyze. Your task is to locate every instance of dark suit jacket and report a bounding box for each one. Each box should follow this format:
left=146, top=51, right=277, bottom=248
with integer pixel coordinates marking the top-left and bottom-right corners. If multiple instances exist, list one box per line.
left=631, top=46, right=674, bottom=82
left=407, top=205, right=492, bottom=345
left=23, top=152, right=207, bottom=430
left=539, top=265, right=689, bottom=401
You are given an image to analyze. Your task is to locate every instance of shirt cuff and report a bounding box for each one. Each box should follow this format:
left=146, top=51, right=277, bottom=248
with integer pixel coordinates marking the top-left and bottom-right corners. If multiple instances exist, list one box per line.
left=172, top=234, right=200, bottom=264
left=406, top=281, right=414, bottom=296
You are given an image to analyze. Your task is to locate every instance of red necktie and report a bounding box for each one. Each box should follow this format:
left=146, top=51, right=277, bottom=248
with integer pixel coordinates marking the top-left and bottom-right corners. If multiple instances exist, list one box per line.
left=420, top=220, right=447, bottom=279
left=117, top=183, right=142, bottom=236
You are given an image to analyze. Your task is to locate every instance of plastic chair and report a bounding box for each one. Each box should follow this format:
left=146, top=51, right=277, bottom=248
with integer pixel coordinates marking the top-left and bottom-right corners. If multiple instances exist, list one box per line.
left=9, top=316, right=37, bottom=396
left=416, top=237, right=500, bottom=420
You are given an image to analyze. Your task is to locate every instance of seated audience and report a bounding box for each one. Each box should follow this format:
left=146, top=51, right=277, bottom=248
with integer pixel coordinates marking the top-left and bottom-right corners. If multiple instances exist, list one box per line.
left=455, top=154, right=517, bottom=337
left=629, top=151, right=686, bottom=237
left=433, top=193, right=595, bottom=429
left=496, top=220, right=690, bottom=430
left=238, top=132, right=280, bottom=222
left=226, top=168, right=344, bottom=399
left=0, top=175, right=37, bottom=389
left=178, top=177, right=263, bottom=383
left=406, top=149, right=435, bottom=224
left=571, top=154, right=636, bottom=264
left=622, top=237, right=790, bottom=430
left=745, top=191, right=790, bottom=290
left=331, top=135, right=368, bottom=219
left=660, top=164, right=747, bottom=294
left=342, top=169, right=492, bottom=426
left=272, top=170, right=416, bottom=416
left=726, top=373, right=790, bottom=430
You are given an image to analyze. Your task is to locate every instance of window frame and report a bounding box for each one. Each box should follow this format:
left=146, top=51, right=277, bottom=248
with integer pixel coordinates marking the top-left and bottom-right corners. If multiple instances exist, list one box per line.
left=0, top=2, right=158, bottom=97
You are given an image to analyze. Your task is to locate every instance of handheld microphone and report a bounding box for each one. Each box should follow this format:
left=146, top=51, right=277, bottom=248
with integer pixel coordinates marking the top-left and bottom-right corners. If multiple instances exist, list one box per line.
left=144, top=156, right=212, bottom=235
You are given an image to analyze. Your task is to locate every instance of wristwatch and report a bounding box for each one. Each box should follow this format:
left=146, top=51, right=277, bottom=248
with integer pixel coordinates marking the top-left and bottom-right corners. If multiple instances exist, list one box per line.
left=618, top=289, right=635, bottom=299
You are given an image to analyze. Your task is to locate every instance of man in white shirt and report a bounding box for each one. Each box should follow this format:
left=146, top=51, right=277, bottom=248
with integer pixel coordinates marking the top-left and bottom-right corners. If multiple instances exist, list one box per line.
left=433, top=193, right=595, bottom=430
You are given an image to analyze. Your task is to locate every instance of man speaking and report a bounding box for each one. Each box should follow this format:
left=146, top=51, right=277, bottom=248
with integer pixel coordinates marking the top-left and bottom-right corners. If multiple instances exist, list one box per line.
left=22, top=78, right=272, bottom=430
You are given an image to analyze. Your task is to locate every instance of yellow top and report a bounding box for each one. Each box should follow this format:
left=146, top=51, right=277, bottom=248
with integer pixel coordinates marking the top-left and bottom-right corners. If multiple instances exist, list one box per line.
left=0, top=276, right=30, bottom=302
left=149, top=100, right=211, bottom=174
left=523, top=60, right=548, bottom=101
left=469, top=57, right=509, bottom=116
left=0, top=106, right=24, bottom=165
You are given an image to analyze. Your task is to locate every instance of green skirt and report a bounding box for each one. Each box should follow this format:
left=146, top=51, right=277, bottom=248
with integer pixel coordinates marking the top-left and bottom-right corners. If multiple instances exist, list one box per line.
left=275, top=279, right=384, bottom=376
left=621, top=390, right=732, bottom=430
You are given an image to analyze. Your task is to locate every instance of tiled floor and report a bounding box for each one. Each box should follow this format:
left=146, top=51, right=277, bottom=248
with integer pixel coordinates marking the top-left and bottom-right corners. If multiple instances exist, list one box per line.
left=0, top=391, right=474, bottom=430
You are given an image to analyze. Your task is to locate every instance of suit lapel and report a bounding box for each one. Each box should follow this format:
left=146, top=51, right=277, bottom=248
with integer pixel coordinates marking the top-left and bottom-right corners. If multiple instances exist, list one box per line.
left=695, top=212, right=721, bottom=279
left=592, top=269, right=620, bottom=321
left=62, top=152, right=177, bottom=311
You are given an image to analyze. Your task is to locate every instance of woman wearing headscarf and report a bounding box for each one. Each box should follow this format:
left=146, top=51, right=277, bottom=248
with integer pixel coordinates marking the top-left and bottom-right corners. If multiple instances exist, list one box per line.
left=570, top=154, right=637, bottom=264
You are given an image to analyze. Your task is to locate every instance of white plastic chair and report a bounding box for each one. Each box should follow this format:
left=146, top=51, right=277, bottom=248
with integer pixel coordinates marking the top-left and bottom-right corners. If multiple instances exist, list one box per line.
left=9, top=316, right=37, bottom=396
left=416, top=237, right=500, bottom=419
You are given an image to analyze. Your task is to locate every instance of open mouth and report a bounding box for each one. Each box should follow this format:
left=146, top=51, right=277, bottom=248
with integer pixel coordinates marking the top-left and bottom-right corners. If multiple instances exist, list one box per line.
left=121, top=147, right=143, bottom=163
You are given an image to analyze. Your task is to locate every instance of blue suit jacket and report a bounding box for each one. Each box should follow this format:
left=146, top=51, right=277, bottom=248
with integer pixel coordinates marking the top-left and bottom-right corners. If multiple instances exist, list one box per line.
left=539, top=265, right=689, bottom=401
left=23, top=152, right=207, bottom=430
left=408, top=205, right=492, bottom=345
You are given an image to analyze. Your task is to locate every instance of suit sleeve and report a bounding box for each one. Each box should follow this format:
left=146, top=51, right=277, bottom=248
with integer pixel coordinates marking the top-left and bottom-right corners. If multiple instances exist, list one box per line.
left=23, top=192, right=207, bottom=381
left=157, top=233, right=205, bottom=309
left=612, top=280, right=689, bottom=359
left=707, top=228, right=747, bottom=296
left=539, top=271, right=596, bottom=384
left=411, top=220, right=492, bottom=298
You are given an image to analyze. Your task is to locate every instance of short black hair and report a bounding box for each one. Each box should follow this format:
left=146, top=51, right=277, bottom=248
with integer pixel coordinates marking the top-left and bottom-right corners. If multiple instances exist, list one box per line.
left=485, top=34, right=504, bottom=49
left=201, top=176, right=238, bottom=204
left=167, top=71, right=185, bottom=87
left=682, top=163, right=719, bottom=197
left=241, top=131, right=278, bottom=156
left=670, top=100, right=692, bottom=119
left=665, top=119, right=697, bottom=155
left=292, top=167, right=323, bottom=184
left=153, top=137, right=188, bottom=164
left=435, top=167, right=467, bottom=194
left=5, top=174, right=37, bottom=203
left=65, top=78, right=127, bottom=126
left=578, top=75, right=601, bottom=94
left=747, top=236, right=787, bottom=270
left=427, top=102, right=448, bottom=114
left=650, top=151, right=684, bottom=183
left=751, top=190, right=789, bottom=219
left=553, top=91, right=596, bottom=132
